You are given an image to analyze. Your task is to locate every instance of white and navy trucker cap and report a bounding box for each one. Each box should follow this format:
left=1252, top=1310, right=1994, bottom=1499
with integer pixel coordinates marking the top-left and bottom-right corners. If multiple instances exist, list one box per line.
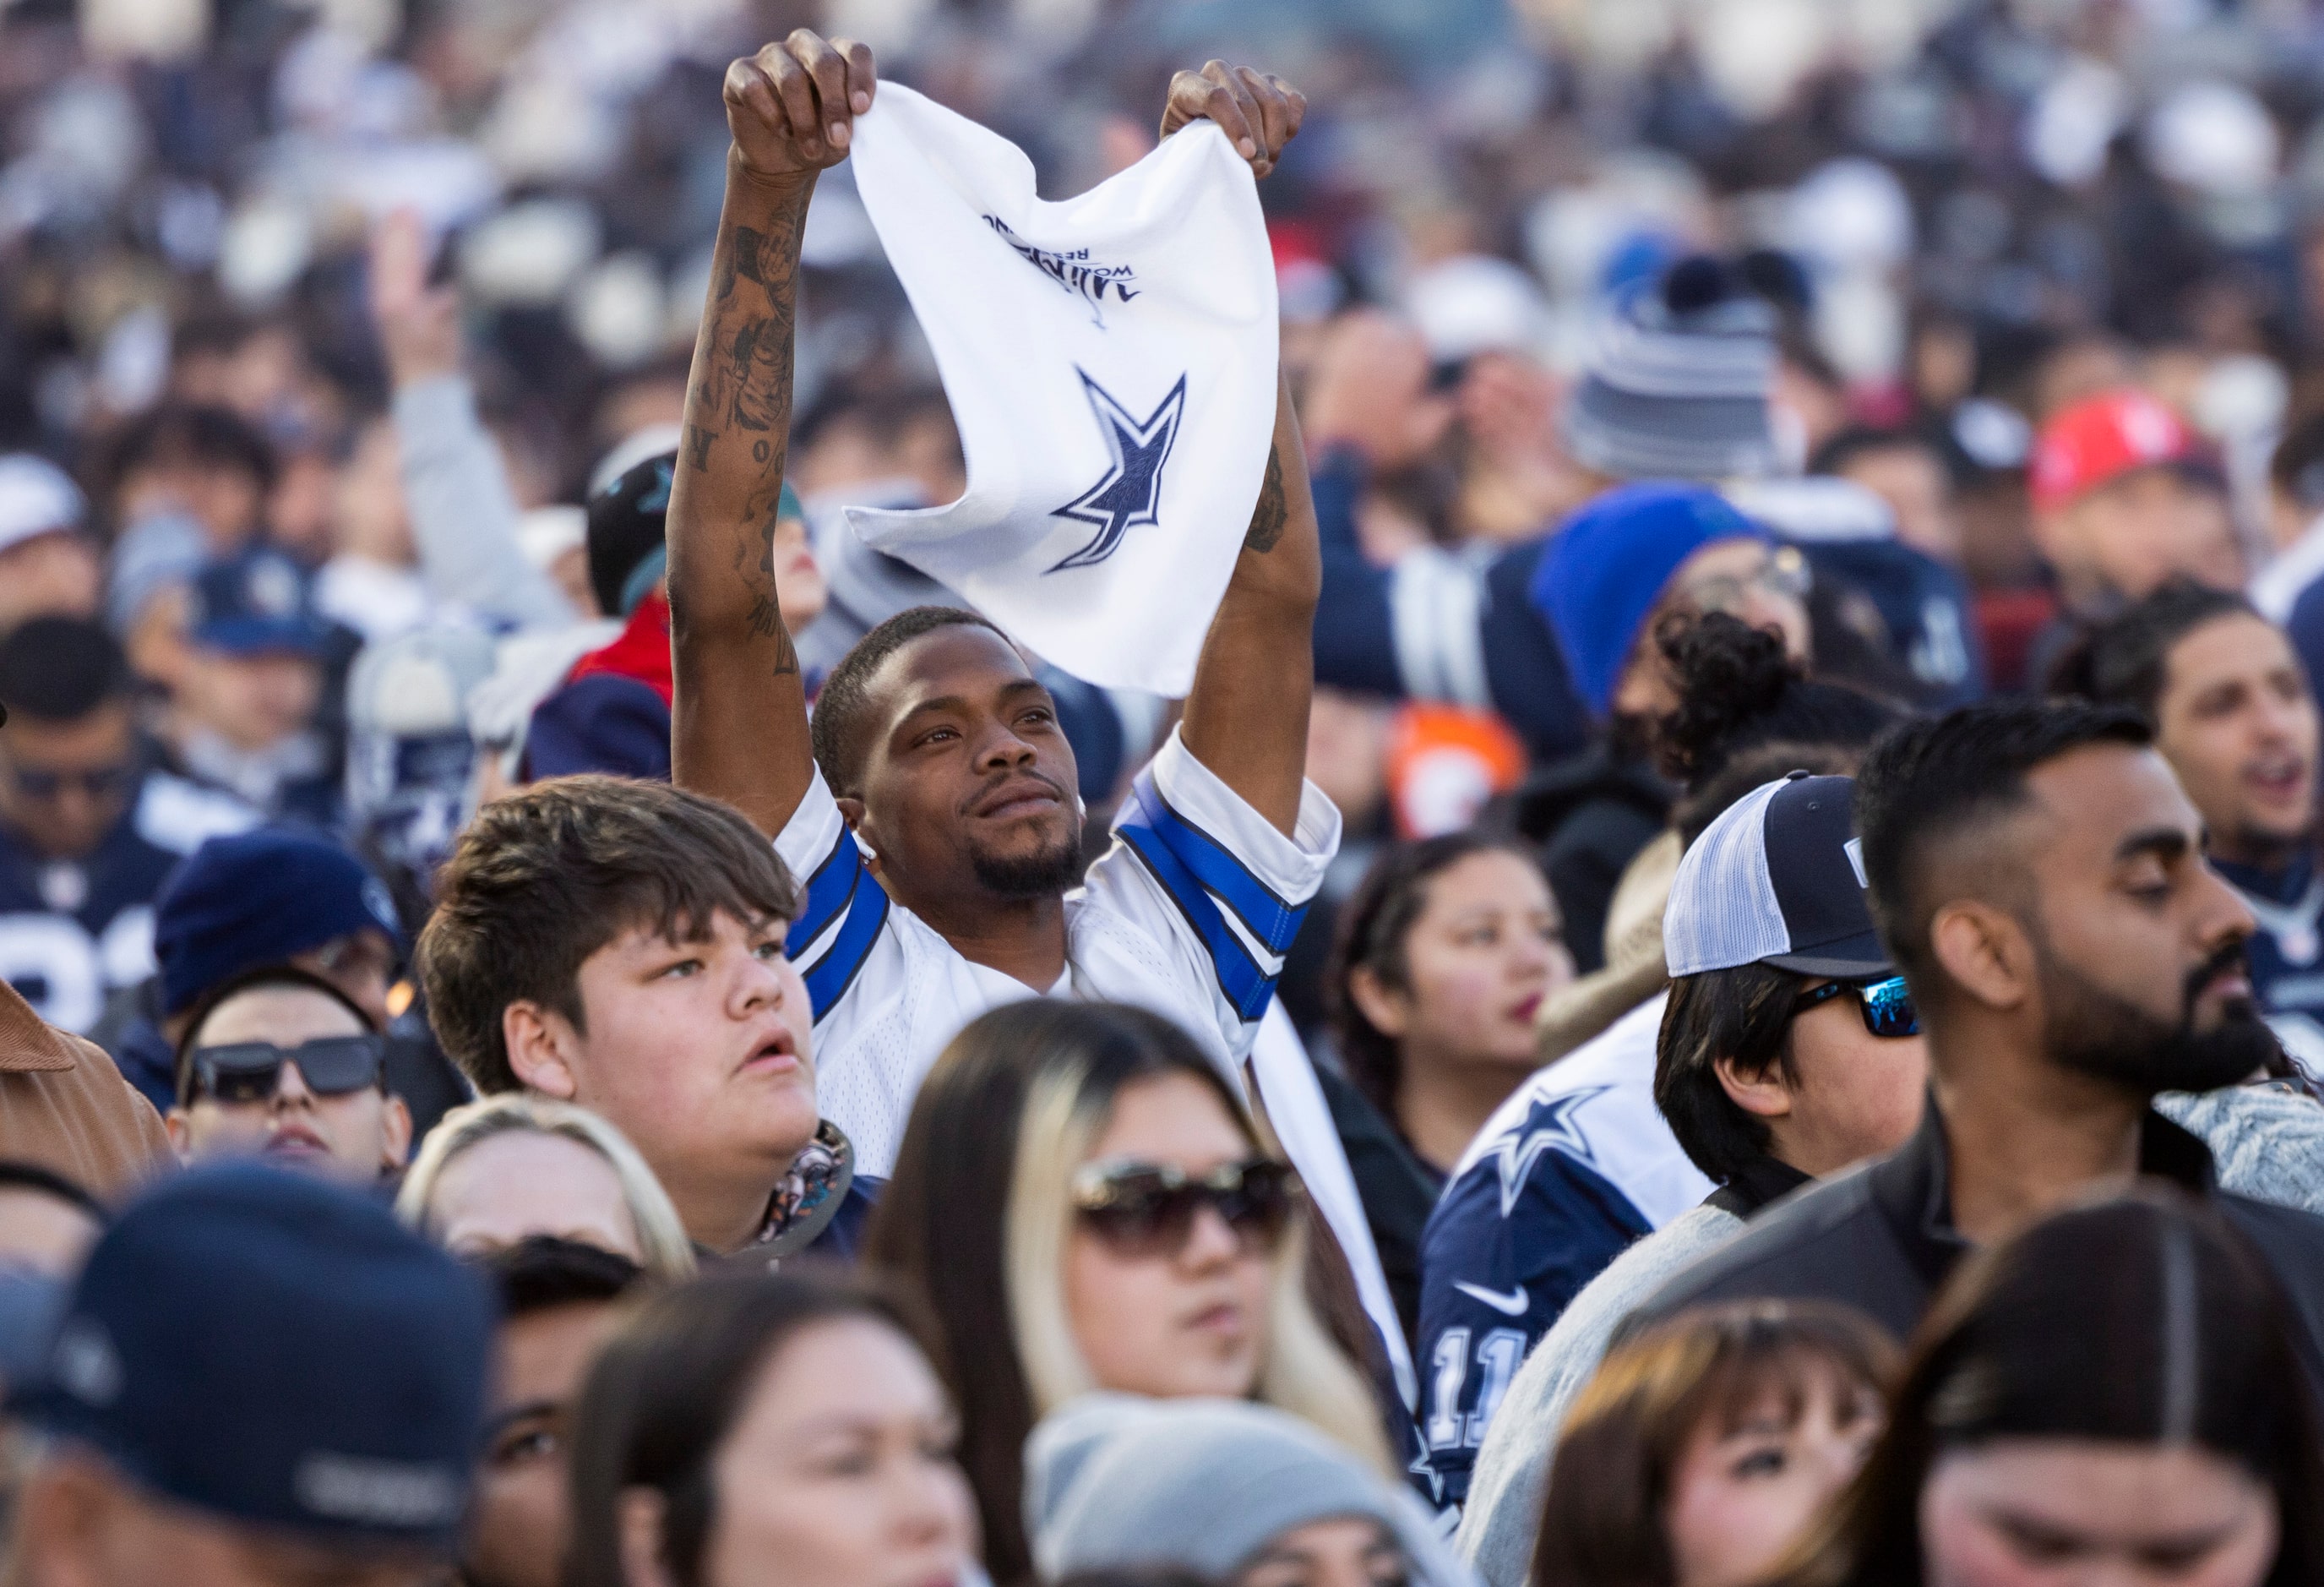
left=1664, top=772, right=1891, bottom=979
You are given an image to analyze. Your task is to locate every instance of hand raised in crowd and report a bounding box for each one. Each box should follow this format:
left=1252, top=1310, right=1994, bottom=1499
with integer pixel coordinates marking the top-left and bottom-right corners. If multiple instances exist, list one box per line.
left=724, top=30, right=878, bottom=186
left=1161, top=60, right=1304, bottom=178
left=367, top=207, right=460, bottom=389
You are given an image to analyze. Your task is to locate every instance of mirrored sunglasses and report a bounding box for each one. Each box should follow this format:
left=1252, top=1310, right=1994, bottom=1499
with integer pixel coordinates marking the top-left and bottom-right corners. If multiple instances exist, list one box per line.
left=1791, top=973, right=1919, bottom=1039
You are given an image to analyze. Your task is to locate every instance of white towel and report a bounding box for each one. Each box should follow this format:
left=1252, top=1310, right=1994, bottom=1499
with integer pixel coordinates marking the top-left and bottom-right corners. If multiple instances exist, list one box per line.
left=843, top=85, right=1280, bottom=695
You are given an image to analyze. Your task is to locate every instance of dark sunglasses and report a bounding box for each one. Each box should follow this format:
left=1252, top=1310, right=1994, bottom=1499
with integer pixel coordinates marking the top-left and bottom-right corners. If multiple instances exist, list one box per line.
left=1791, top=974, right=1919, bottom=1039
left=188, top=1035, right=386, bottom=1105
left=1070, top=1157, right=1298, bottom=1258
left=11, top=763, right=135, bottom=802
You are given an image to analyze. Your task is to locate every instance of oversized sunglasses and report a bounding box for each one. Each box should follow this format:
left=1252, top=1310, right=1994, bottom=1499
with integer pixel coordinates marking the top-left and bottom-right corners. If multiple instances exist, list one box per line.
left=1791, top=974, right=1919, bottom=1039
left=188, top=1035, right=386, bottom=1105
left=1069, top=1157, right=1298, bottom=1258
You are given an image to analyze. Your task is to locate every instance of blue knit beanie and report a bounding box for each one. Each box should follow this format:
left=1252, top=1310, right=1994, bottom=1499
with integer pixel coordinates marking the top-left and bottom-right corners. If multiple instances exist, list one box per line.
left=154, top=829, right=403, bottom=1016
left=1531, top=483, right=1769, bottom=719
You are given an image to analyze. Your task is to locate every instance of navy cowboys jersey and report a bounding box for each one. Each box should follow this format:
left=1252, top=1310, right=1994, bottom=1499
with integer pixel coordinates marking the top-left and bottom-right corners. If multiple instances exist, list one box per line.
left=1411, top=992, right=1712, bottom=1512
left=2214, top=852, right=2324, bottom=1080
left=0, top=773, right=256, bottom=1032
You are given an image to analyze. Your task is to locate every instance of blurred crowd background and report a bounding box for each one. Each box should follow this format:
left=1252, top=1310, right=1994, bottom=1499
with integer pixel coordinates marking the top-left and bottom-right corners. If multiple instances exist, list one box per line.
left=13, top=0, right=2324, bottom=1052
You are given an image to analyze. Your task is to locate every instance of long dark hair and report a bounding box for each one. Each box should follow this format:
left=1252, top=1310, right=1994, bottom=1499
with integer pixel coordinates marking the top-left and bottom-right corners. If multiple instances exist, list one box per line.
left=2045, top=579, right=2257, bottom=717
left=1769, top=1186, right=2324, bottom=1587
left=862, top=1000, right=1385, bottom=1587
left=564, top=1270, right=931, bottom=1587
left=1325, top=832, right=1548, bottom=1131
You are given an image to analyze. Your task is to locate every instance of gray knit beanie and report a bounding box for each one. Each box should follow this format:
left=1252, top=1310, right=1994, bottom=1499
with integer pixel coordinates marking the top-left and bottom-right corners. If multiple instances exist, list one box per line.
left=1025, top=1394, right=1475, bottom=1587
left=1560, top=257, right=1777, bottom=483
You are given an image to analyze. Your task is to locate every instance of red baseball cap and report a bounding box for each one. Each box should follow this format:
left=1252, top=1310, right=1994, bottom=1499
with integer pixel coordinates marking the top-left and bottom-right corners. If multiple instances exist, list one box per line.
left=2028, top=390, right=2200, bottom=514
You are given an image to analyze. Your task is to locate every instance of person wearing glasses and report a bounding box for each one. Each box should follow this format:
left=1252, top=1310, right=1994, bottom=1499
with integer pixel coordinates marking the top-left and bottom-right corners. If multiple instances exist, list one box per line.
left=0, top=617, right=245, bottom=1037
left=1451, top=771, right=1925, bottom=1584
left=862, top=999, right=1393, bottom=1587
left=165, top=963, right=411, bottom=1187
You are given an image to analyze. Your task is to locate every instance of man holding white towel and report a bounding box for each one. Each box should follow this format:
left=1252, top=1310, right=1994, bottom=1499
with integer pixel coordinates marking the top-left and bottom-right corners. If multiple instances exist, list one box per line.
left=667, top=32, right=1329, bottom=1181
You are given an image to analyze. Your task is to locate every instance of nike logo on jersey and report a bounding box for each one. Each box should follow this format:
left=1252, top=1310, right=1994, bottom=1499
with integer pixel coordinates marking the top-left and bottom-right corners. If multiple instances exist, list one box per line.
left=1452, top=1280, right=1529, bottom=1317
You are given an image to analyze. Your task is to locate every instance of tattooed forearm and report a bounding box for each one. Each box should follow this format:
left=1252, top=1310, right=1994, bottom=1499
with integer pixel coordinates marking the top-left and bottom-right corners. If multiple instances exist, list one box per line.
left=671, top=176, right=810, bottom=646
left=1244, top=445, right=1288, bottom=553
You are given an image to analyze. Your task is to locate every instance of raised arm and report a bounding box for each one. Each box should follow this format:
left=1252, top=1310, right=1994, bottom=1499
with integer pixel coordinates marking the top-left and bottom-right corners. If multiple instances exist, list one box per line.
left=369, top=210, right=576, bottom=631
left=1169, top=64, right=1318, bottom=837
left=668, top=31, right=874, bottom=837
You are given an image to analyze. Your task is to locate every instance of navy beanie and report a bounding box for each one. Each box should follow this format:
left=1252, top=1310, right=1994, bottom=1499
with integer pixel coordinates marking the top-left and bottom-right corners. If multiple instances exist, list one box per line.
left=1530, top=483, right=1769, bottom=719
left=8, top=1162, right=493, bottom=1551
left=155, top=829, right=404, bottom=1017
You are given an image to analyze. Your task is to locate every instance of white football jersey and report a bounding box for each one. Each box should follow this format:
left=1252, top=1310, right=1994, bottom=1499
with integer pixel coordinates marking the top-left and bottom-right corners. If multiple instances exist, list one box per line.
left=777, top=725, right=1339, bottom=1176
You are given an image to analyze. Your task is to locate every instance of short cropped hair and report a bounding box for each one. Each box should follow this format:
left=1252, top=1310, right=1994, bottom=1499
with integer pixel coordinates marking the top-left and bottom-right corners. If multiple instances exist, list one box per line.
left=478, top=1235, right=646, bottom=1321
left=809, top=605, right=1006, bottom=796
left=1655, top=961, right=1801, bottom=1183
left=418, top=776, right=799, bottom=1095
left=0, top=618, right=128, bottom=723
left=1853, top=701, right=2150, bottom=985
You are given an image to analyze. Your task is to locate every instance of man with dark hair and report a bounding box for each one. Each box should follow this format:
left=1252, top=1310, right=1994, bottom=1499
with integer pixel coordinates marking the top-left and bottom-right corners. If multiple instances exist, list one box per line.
left=460, top=1237, right=644, bottom=1587
left=2055, top=584, right=2324, bottom=1050
left=0, top=618, right=197, bottom=1034
left=0, top=695, right=175, bottom=1205
left=419, top=775, right=871, bottom=1259
left=1638, top=700, right=2324, bottom=1358
left=666, top=33, right=1340, bottom=1181
left=8, top=1163, right=493, bottom=1587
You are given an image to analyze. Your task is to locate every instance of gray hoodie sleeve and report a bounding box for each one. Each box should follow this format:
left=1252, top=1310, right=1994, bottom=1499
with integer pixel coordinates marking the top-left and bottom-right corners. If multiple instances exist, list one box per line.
left=1455, top=1203, right=1744, bottom=1587
left=2158, top=1081, right=2324, bottom=1214
left=392, top=374, right=577, bottom=631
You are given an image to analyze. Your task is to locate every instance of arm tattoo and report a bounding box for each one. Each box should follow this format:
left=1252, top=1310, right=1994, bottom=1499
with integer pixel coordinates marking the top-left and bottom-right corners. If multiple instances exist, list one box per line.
left=1244, top=445, right=1288, bottom=554
left=679, top=199, right=808, bottom=649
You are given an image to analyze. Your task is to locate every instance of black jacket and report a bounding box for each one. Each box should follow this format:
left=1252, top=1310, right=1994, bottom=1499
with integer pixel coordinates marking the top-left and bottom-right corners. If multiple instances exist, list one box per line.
left=1493, top=749, right=1671, bottom=974
left=1638, top=1101, right=2324, bottom=1384
left=1313, top=1061, right=1441, bottom=1350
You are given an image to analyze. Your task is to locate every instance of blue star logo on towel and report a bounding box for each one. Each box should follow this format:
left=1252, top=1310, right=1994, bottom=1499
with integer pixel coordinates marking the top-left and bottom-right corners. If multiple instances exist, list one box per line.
left=1048, top=368, right=1187, bottom=572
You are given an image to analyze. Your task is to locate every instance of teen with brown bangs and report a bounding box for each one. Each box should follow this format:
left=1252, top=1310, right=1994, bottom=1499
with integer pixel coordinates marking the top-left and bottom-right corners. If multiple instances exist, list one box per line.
left=419, top=775, right=870, bottom=1261
left=863, top=998, right=1392, bottom=1587
left=1532, top=1300, right=1895, bottom=1587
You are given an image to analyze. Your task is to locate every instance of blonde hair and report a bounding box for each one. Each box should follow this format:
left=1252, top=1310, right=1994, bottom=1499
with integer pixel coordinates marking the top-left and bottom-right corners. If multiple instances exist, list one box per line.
left=396, top=1094, right=697, bottom=1280
left=1003, top=1060, right=1393, bottom=1475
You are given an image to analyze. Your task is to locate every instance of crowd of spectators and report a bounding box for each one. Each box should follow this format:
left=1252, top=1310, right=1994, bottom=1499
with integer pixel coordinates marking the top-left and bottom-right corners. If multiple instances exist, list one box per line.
left=8, top=1, right=2324, bottom=1586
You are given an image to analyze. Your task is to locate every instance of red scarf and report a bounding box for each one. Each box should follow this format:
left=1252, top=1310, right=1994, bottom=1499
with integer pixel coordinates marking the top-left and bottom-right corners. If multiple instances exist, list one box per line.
left=567, top=592, right=673, bottom=705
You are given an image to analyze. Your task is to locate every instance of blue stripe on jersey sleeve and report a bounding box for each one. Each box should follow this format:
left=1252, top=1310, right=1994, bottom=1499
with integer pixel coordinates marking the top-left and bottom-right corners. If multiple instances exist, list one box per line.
left=1118, top=821, right=1280, bottom=1023
left=801, top=864, right=890, bottom=1023
left=786, top=830, right=863, bottom=959
left=1122, top=782, right=1308, bottom=954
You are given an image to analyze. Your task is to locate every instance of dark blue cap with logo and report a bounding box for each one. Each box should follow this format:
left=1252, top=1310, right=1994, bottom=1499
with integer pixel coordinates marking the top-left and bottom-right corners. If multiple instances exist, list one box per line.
left=187, top=547, right=326, bottom=657
left=7, top=1162, right=493, bottom=1551
left=154, top=828, right=404, bottom=1016
left=1664, top=772, right=1891, bottom=979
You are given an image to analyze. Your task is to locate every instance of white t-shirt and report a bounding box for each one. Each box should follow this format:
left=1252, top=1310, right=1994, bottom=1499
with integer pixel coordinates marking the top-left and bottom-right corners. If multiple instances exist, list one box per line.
left=777, top=724, right=1340, bottom=1176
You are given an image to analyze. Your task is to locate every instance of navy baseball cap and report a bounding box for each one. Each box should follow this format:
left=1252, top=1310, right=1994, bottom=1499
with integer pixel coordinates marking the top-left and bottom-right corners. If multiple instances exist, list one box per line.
left=8, top=1163, right=493, bottom=1550
left=187, top=547, right=326, bottom=657
left=155, top=828, right=404, bottom=1016
left=1663, top=772, right=1890, bottom=979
